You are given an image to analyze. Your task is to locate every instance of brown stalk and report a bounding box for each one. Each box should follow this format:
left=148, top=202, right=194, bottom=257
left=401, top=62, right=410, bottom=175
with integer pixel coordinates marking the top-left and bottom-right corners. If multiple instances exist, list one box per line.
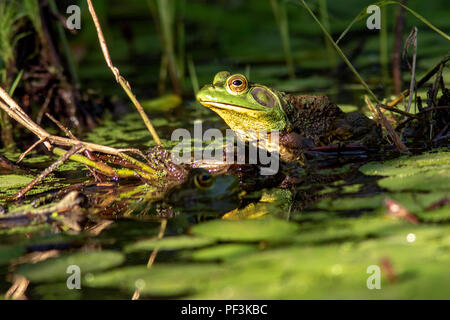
left=375, top=104, right=409, bottom=153
left=86, top=0, right=162, bottom=146
left=10, top=145, right=83, bottom=201
left=403, top=27, right=418, bottom=113
left=388, top=52, right=450, bottom=107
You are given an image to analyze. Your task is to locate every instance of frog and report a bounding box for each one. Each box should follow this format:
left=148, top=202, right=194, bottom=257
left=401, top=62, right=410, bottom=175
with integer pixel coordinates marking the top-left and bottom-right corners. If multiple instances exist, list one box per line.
left=164, top=168, right=241, bottom=215
left=196, top=71, right=381, bottom=162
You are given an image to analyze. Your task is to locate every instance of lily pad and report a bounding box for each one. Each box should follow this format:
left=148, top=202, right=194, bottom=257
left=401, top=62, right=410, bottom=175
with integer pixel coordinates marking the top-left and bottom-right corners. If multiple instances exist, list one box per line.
left=125, top=235, right=215, bottom=252
left=379, top=170, right=450, bottom=191
left=190, top=244, right=259, bottom=261
left=315, top=195, right=384, bottom=211
left=85, top=264, right=224, bottom=297
left=18, top=251, right=125, bottom=282
left=415, top=206, right=450, bottom=223
left=360, top=152, right=450, bottom=177
left=191, top=218, right=299, bottom=242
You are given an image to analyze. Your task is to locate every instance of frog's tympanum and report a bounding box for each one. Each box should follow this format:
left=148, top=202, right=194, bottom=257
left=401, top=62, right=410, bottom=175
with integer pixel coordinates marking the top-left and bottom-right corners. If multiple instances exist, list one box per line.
left=165, top=168, right=240, bottom=215
left=197, top=71, right=381, bottom=161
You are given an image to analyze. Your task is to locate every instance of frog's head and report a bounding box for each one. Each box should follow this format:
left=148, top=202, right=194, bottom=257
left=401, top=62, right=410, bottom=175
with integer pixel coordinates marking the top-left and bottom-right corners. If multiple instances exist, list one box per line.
left=196, top=71, right=288, bottom=132
left=165, top=168, right=240, bottom=215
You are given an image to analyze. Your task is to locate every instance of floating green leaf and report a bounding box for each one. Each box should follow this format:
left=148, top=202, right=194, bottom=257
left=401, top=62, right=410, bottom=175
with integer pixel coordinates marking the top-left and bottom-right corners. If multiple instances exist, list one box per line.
left=85, top=264, right=224, bottom=297
left=191, top=218, right=299, bottom=242
left=190, top=244, right=259, bottom=261
left=125, top=235, right=215, bottom=252
left=18, top=251, right=125, bottom=282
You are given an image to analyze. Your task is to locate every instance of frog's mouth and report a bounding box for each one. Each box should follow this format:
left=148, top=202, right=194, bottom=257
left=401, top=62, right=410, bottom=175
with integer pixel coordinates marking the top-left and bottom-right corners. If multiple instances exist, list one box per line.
left=198, top=100, right=257, bottom=112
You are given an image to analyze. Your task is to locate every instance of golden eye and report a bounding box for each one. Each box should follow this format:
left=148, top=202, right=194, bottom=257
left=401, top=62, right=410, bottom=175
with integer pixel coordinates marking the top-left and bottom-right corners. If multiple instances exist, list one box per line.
left=226, top=74, right=248, bottom=94
left=194, top=172, right=214, bottom=189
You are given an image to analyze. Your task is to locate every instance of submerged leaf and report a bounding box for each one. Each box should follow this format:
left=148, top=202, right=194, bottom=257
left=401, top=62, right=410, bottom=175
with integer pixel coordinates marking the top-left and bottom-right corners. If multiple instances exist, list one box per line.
left=18, top=251, right=125, bottom=282
left=191, top=218, right=299, bottom=242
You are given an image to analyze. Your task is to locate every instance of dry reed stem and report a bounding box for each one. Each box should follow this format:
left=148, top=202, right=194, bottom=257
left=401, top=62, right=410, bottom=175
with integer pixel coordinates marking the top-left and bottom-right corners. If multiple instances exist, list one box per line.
left=86, top=0, right=162, bottom=146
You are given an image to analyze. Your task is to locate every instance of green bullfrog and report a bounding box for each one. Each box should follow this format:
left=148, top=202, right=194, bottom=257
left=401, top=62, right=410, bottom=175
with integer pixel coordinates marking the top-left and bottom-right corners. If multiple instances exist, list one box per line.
left=164, top=168, right=240, bottom=215
left=197, top=71, right=381, bottom=161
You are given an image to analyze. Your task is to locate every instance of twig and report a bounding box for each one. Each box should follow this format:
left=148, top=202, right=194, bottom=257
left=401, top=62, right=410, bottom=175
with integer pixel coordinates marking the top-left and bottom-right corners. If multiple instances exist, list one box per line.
left=378, top=104, right=422, bottom=119
left=45, top=112, right=77, bottom=140
left=17, top=137, right=48, bottom=163
left=5, top=275, right=29, bottom=300
left=403, top=27, right=418, bottom=113
left=388, top=52, right=450, bottom=107
left=375, top=104, right=409, bottom=153
left=0, top=88, right=158, bottom=177
left=10, top=145, right=83, bottom=200
left=86, top=0, right=162, bottom=145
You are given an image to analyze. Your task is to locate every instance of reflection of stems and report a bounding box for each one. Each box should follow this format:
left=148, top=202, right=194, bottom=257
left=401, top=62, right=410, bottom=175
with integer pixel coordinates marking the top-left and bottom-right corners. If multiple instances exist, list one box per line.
left=147, top=219, right=167, bottom=268
left=132, top=219, right=167, bottom=300
left=86, top=0, right=162, bottom=146
left=270, top=0, right=295, bottom=79
left=299, top=0, right=380, bottom=103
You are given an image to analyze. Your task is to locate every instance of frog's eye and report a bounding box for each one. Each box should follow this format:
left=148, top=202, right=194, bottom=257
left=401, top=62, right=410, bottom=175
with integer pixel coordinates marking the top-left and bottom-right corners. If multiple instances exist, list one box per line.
left=226, top=74, right=248, bottom=94
left=251, top=87, right=275, bottom=108
left=194, top=172, right=214, bottom=189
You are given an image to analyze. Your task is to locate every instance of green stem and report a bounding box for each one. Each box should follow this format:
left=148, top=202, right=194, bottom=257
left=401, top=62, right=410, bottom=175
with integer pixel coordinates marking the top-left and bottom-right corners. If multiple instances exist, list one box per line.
left=298, top=0, right=380, bottom=103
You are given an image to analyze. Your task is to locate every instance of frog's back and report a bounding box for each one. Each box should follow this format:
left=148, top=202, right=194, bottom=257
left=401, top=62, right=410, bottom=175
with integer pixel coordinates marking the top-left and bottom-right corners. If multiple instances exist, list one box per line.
left=282, top=94, right=381, bottom=146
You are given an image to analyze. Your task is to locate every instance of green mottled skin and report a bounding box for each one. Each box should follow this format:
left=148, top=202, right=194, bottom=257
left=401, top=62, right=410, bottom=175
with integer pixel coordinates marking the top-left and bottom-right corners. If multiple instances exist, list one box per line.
left=197, top=71, right=381, bottom=161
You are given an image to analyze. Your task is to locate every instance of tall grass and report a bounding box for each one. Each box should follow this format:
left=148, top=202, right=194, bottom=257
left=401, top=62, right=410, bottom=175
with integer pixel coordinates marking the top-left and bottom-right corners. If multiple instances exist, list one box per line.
left=336, top=1, right=450, bottom=44
left=318, top=0, right=336, bottom=67
left=149, top=0, right=183, bottom=95
left=187, top=54, right=199, bottom=95
left=0, top=1, right=22, bottom=80
left=0, top=0, right=25, bottom=150
left=270, top=0, right=295, bottom=79
left=297, top=0, right=380, bottom=103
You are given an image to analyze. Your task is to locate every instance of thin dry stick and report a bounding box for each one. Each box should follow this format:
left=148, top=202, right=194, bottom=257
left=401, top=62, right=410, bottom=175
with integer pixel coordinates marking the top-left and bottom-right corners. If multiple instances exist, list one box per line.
left=17, top=137, right=48, bottom=163
left=379, top=104, right=421, bottom=119
left=5, top=275, right=29, bottom=300
left=45, top=113, right=109, bottom=179
left=375, top=105, right=409, bottom=153
left=404, top=27, right=418, bottom=113
left=46, top=112, right=78, bottom=140
left=11, top=145, right=83, bottom=200
left=86, top=0, right=162, bottom=146
left=0, top=89, right=157, bottom=176
left=365, top=95, right=409, bottom=152
left=388, top=52, right=450, bottom=107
